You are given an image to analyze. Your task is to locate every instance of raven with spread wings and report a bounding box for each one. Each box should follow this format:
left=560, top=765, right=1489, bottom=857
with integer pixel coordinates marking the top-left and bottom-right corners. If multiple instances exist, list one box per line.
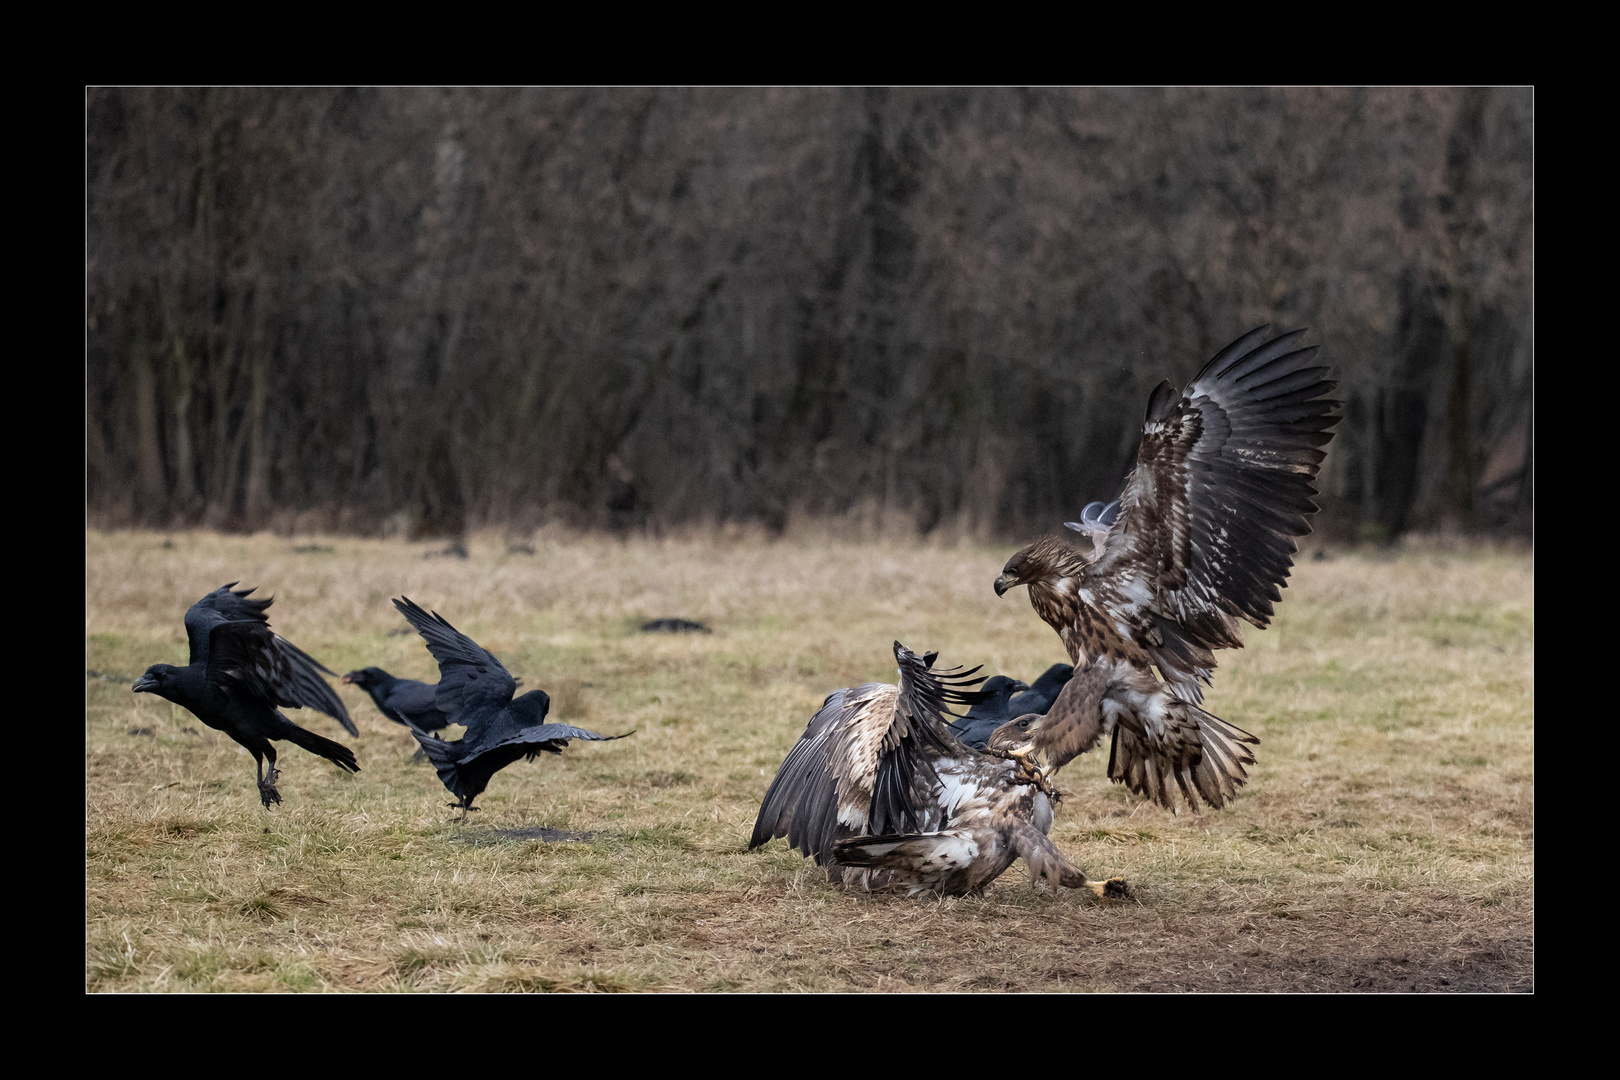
left=132, top=584, right=358, bottom=807
left=992, top=327, right=1339, bottom=811
left=391, top=597, right=632, bottom=815
left=750, top=642, right=1127, bottom=898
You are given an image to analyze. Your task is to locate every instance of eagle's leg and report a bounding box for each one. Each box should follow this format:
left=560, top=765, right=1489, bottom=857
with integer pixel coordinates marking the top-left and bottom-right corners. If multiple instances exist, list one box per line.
left=1011, top=825, right=1130, bottom=899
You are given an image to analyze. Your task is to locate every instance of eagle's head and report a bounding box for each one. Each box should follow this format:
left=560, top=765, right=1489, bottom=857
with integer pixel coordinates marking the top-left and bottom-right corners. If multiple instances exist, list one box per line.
left=984, top=712, right=1042, bottom=755
left=993, top=535, right=1088, bottom=598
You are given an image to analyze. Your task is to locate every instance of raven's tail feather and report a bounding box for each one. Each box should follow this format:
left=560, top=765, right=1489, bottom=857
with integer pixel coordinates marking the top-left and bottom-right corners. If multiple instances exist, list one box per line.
left=282, top=724, right=360, bottom=774
left=411, top=731, right=471, bottom=806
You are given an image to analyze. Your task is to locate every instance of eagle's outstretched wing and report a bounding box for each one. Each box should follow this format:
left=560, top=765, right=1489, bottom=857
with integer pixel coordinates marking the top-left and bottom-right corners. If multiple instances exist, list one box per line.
left=204, top=620, right=356, bottom=734
left=749, top=643, right=985, bottom=864
left=392, top=597, right=518, bottom=740
left=1086, top=326, right=1339, bottom=696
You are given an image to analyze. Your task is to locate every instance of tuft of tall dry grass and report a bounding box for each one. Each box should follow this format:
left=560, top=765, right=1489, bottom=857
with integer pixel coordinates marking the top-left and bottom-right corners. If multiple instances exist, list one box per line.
left=87, top=529, right=1532, bottom=992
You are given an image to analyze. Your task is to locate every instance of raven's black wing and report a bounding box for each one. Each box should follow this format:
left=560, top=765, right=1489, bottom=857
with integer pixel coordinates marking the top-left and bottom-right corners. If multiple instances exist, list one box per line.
left=185, top=583, right=272, bottom=667
left=392, top=597, right=517, bottom=741
left=205, top=621, right=356, bottom=734
left=412, top=724, right=630, bottom=809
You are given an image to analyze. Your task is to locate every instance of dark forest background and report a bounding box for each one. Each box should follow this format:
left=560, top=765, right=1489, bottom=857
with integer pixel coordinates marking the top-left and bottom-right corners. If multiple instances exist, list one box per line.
left=86, top=88, right=1533, bottom=541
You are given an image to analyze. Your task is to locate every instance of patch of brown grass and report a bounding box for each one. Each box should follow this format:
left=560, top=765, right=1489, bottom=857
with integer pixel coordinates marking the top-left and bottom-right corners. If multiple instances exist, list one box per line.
left=87, top=530, right=1532, bottom=991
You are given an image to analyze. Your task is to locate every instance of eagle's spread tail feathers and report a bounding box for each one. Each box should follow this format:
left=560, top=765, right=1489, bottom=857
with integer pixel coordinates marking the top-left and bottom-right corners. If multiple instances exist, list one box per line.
left=1108, top=702, right=1257, bottom=813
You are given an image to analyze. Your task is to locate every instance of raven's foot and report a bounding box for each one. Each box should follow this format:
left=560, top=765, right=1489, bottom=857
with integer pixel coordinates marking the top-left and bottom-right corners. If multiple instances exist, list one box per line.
left=257, top=780, right=283, bottom=809
left=1083, top=877, right=1132, bottom=901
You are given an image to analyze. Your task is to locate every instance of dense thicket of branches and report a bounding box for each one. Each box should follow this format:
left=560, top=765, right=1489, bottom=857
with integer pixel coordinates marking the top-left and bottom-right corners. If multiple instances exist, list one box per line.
left=87, top=88, right=1533, bottom=540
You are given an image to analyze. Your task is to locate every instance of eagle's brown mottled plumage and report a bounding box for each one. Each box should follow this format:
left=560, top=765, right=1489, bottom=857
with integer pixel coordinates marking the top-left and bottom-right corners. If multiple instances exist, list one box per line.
left=750, top=643, right=1124, bottom=897
left=993, top=326, right=1339, bottom=812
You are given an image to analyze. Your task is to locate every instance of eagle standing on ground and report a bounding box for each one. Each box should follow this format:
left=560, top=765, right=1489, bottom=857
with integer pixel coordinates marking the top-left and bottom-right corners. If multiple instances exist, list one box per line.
left=750, top=642, right=1127, bottom=898
left=991, top=327, right=1339, bottom=811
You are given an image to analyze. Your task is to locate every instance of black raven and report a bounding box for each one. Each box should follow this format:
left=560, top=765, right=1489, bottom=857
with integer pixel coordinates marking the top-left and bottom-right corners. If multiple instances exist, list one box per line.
left=342, top=667, right=450, bottom=759
left=943, top=675, right=1029, bottom=750
left=132, top=584, right=359, bottom=807
left=1007, top=663, right=1075, bottom=717
left=391, top=597, right=631, bottom=814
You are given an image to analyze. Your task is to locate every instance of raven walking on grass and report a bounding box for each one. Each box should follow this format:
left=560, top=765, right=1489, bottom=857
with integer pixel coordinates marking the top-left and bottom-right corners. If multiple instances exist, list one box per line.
left=133, top=584, right=359, bottom=807
left=391, top=597, right=631, bottom=815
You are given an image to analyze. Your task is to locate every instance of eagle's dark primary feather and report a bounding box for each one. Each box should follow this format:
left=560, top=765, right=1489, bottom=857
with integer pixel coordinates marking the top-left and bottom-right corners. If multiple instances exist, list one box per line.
left=995, top=327, right=1335, bottom=811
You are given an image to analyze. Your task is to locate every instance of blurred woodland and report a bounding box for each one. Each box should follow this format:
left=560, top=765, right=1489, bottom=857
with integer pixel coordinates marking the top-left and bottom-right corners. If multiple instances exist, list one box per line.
left=85, top=88, right=1533, bottom=541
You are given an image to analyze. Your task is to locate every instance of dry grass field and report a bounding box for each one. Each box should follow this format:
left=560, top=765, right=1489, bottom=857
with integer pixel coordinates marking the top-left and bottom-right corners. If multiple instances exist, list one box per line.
left=86, top=528, right=1533, bottom=992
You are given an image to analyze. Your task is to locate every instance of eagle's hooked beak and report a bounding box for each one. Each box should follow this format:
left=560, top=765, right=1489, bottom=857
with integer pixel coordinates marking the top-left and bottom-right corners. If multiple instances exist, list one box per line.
left=993, top=571, right=1018, bottom=597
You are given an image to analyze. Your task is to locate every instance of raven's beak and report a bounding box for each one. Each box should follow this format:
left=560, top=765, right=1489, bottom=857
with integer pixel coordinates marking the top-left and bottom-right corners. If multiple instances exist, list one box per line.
left=341, top=673, right=356, bottom=684
left=993, top=572, right=1017, bottom=597
left=1011, top=681, right=1030, bottom=694
left=132, top=675, right=157, bottom=693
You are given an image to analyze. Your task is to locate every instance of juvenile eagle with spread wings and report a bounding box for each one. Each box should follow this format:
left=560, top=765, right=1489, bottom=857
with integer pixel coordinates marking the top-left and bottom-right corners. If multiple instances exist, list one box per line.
left=750, top=642, right=1127, bottom=898
left=992, top=327, right=1339, bottom=812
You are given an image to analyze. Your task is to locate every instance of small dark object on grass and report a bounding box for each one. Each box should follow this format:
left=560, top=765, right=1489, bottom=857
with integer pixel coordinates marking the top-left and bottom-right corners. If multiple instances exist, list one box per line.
left=425, top=539, right=469, bottom=560
left=293, top=544, right=335, bottom=554
left=132, top=583, right=358, bottom=808
left=451, top=826, right=596, bottom=845
left=640, top=618, right=711, bottom=634
left=393, top=596, right=633, bottom=815
left=128, top=727, right=154, bottom=737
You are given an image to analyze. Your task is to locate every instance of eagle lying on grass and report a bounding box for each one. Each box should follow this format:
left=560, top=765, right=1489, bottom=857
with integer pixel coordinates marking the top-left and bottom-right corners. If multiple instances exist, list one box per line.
left=992, top=326, right=1339, bottom=811
left=750, top=642, right=1128, bottom=899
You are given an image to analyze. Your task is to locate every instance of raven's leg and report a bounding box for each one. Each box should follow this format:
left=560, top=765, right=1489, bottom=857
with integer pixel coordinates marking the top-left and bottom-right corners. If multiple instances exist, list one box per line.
left=256, top=743, right=283, bottom=808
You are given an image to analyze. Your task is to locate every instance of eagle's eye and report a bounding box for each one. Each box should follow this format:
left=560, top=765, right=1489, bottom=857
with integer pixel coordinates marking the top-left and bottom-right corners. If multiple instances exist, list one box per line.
left=1018, top=718, right=1030, bottom=729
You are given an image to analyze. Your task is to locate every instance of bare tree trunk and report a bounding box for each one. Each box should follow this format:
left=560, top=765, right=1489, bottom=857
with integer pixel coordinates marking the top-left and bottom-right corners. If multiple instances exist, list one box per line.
left=130, top=337, right=167, bottom=523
